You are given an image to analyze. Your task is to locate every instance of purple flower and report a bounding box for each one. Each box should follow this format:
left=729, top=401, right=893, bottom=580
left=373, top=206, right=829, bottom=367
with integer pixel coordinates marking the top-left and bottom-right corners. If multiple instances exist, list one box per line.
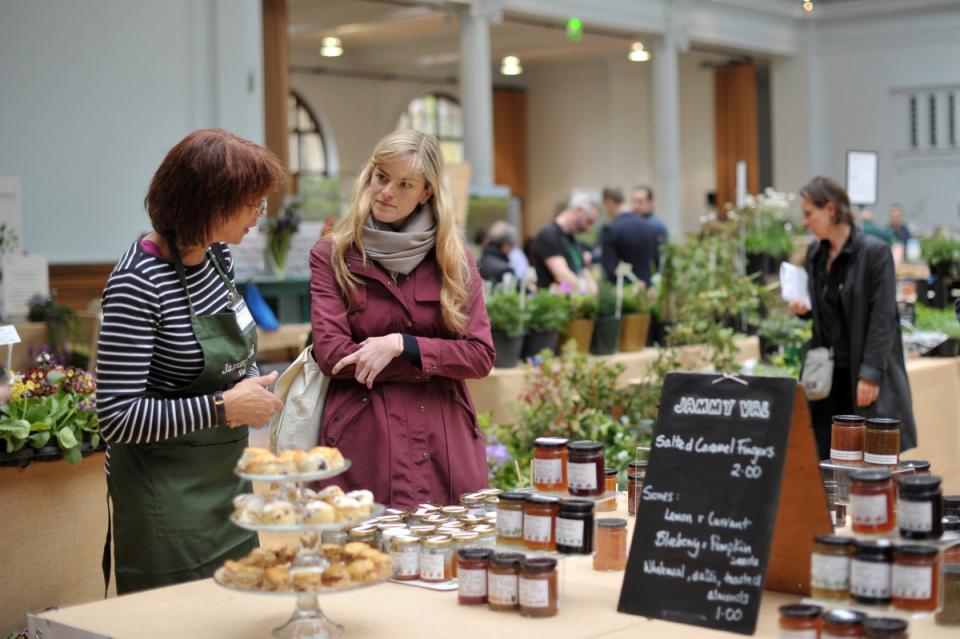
left=486, top=442, right=511, bottom=468
left=558, top=281, right=573, bottom=294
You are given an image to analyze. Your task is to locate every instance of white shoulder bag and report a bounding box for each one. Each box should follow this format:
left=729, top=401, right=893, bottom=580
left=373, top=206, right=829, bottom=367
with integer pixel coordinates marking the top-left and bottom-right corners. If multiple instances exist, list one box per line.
left=268, top=345, right=330, bottom=452
left=800, top=346, right=834, bottom=401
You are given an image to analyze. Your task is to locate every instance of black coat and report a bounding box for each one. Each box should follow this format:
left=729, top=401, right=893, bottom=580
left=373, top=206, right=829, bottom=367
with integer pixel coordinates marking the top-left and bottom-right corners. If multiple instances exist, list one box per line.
left=804, top=228, right=917, bottom=450
left=478, top=245, right=515, bottom=286
left=600, top=212, right=660, bottom=285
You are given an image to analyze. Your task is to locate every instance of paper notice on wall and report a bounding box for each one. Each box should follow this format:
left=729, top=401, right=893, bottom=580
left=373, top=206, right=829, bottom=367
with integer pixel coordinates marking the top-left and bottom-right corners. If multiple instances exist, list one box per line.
left=846, top=150, right=878, bottom=205
left=1, top=253, right=49, bottom=320
left=779, top=261, right=811, bottom=309
left=0, top=177, right=24, bottom=243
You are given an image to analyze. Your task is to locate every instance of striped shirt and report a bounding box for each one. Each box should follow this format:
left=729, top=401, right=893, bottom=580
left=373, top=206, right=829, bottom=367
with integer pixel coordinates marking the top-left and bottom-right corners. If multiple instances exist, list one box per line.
left=96, top=240, right=258, bottom=452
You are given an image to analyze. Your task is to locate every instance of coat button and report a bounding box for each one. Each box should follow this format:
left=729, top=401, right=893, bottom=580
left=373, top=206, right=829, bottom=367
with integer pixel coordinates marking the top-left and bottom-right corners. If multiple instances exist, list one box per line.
left=421, top=452, right=430, bottom=460
left=361, top=397, right=368, bottom=403
left=418, top=405, right=425, bottom=413
left=406, top=321, right=413, bottom=328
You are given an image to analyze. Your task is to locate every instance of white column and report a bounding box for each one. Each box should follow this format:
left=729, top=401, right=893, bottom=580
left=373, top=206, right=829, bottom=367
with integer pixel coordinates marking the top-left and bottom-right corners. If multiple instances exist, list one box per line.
left=652, top=32, right=682, bottom=237
left=458, top=1, right=499, bottom=189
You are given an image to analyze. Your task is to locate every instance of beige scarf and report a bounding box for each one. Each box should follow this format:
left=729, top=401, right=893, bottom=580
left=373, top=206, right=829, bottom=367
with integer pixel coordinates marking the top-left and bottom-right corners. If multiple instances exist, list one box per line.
left=362, top=203, right=437, bottom=275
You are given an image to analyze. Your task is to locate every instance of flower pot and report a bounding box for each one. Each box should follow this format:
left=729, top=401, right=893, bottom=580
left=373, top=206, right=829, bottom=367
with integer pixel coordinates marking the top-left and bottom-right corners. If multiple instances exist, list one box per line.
left=0, top=446, right=34, bottom=468
left=32, top=444, right=64, bottom=463
left=521, top=330, right=559, bottom=360
left=590, top=316, right=622, bottom=355
left=618, top=313, right=651, bottom=352
left=558, top=319, right=595, bottom=354
left=491, top=330, right=524, bottom=368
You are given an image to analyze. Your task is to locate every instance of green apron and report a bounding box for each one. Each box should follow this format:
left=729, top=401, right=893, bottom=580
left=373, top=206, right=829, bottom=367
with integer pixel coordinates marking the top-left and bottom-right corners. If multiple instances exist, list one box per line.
left=107, top=242, right=258, bottom=594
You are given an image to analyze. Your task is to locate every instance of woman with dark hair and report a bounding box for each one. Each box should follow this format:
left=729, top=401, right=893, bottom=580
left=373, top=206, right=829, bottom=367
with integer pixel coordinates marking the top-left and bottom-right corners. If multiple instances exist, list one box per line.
left=97, top=129, right=284, bottom=593
left=789, top=176, right=916, bottom=459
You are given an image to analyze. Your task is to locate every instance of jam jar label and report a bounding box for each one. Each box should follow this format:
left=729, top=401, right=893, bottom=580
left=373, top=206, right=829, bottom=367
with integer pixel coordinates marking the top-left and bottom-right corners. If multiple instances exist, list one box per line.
left=533, top=458, right=563, bottom=484
left=864, top=452, right=898, bottom=465
left=779, top=631, right=817, bottom=639
left=519, top=576, right=550, bottom=608
left=488, top=573, right=518, bottom=605
left=850, top=493, right=888, bottom=526
left=568, top=462, right=598, bottom=490
left=830, top=448, right=862, bottom=462
left=420, top=552, right=446, bottom=581
left=850, top=559, right=892, bottom=598
left=899, top=499, right=933, bottom=532
left=556, top=517, right=585, bottom=548
left=523, top=514, right=553, bottom=543
left=810, top=553, right=851, bottom=590
left=390, top=547, right=420, bottom=577
left=496, top=509, right=523, bottom=538
left=458, top=568, right=487, bottom=597
left=892, top=564, right=933, bottom=600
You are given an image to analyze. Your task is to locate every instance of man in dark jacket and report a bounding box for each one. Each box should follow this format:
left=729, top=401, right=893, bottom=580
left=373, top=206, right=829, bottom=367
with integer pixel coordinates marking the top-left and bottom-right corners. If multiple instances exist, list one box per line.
left=600, top=205, right=660, bottom=285
left=478, top=221, right=518, bottom=286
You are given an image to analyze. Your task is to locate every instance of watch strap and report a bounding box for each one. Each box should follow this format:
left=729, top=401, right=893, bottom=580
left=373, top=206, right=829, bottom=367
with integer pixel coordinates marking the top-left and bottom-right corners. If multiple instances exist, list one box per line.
left=214, top=391, right=228, bottom=427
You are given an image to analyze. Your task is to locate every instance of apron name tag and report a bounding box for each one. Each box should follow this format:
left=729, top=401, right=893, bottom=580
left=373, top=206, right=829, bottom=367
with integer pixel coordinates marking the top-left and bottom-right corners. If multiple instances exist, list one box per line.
left=232, top=297, right=256, bottom=333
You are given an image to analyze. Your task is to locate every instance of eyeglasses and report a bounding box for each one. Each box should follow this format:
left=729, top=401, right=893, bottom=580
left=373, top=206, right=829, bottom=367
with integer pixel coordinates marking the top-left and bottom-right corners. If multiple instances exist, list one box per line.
left=251, top=199, right=268, bottom=217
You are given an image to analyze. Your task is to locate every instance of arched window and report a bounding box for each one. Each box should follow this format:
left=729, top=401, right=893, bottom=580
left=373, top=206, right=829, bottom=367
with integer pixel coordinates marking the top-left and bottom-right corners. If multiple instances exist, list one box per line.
left=288, top=92, right=327, bottom=179
left=398, top=93, right=464, bottom=164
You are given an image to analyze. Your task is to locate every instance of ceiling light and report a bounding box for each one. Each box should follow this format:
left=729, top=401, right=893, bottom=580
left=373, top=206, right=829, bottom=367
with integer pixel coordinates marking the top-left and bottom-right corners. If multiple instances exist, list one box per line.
left=500, top=55, right=522, bottom=76
left=628, top=42, right=651, bottom=62
left=319, top=36, right=343, bottom=57
left=802, top=1, right=814, bottom=12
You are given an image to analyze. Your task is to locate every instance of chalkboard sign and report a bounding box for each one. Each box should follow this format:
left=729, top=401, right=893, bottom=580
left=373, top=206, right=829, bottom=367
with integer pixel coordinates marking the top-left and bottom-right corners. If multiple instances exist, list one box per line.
left=617, top=372, right=798, bottom=635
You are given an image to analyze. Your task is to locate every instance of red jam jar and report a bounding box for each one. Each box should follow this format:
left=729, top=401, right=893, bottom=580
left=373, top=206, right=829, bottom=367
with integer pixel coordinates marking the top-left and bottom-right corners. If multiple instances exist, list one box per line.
left=821, top=609, right=866, bottom=638
left=849, top=469, right=896, bottom=534
left=778, top=603, right=822, bottom=638
left=831, top=414, right=866, bottom=464
left=523, top=494, right=559, bottom=551
left=566, top=440, right=605, bottom=497
left=532, top=437, right=568, bottom=492
left=457, top=548, right=494, bottom=605
left=892, top=545, right=939, bottom=612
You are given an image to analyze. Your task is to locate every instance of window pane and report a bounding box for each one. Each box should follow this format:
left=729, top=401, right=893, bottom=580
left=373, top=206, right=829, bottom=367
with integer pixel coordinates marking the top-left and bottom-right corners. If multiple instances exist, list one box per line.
left=288, top=133, right=299, bottom=173
left=424, top=95, right=437, bottom=135
left=298, top=105, right=315, bottom=131
left=301, top=133, right=325, bottom=175
left=438, top=98, right=462, bottom=138
left=398, top=113, right=411, bottom=130
left=440, top=140, right=464, bottom=165
left=410, top=98, right=429, bottom=133
left=288, top=95, right=297, bottom=131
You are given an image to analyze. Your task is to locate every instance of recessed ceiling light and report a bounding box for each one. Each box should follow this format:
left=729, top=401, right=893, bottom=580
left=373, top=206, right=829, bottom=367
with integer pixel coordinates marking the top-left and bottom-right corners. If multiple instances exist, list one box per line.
left=628, top=42, right=651, bottom=62
left=501, top=55, right=522, bottom=76
left=802, top=1, right=814, bottom=12
left=320, top=36, right=343, bottom=57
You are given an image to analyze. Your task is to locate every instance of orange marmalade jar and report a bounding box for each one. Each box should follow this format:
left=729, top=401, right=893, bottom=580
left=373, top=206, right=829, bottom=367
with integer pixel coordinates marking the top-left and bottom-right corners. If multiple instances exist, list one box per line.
left=849, top=469, right=896, bottom=534
left=532, top=437, right=568, bottom=492
left=523, top=494, right=559, bottom=551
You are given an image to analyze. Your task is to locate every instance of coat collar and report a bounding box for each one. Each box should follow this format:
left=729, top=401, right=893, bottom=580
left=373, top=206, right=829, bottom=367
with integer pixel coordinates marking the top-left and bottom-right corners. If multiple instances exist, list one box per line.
left=343, top=245, right=441, bottom=309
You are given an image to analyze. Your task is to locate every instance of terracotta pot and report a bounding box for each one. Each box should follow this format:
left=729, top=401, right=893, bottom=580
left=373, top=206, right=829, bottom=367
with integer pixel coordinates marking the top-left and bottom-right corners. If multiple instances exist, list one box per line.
left=558, top=319, right=595, bottom=354
left=618, top=313, right=651, bottom=352
left=590, top=316, right=622, bottom=355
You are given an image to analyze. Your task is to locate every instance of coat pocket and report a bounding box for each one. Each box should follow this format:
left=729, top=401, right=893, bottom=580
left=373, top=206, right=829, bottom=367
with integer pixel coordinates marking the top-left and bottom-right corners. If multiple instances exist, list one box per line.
left=321, top=390, right=370, bottom=445
left=451, top=386, right=482, bottom=441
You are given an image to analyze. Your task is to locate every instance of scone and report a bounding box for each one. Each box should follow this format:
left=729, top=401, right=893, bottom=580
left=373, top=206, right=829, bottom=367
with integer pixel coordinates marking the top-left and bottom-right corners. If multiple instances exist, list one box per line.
left=264, top=566, right=291, bottom=591
left=234, top=495, right=266, bottom=524
left=272, top=450, right=301, bottom=474
left=321, top=565, right=352, bottom=587
left=320, top=543, right=346, bottom=565
left=344, top=489, right=374, bottom=506
left=332, top=496, right=364, bottom=522
left=223, top=560, right=263, bottom=589
left=262, top=500, right=298, bottom=526
left=290, top=568, right=325, bottom=591
left=241, top=547, right=279, bottom=569
left=297, top=448, right=330, bottom=473
left=237, top=447, right=271, bottom=471
left=302, top=500, right=335, bottom=525
left=243, top=456, right=285, bottom=475
left=315, top=485, right=344, bottom=502
left=343, top=542, right=375, bottom=561
left=309, top=446, right=345, bottom=470
left=346, top=558, right=376, bottom=581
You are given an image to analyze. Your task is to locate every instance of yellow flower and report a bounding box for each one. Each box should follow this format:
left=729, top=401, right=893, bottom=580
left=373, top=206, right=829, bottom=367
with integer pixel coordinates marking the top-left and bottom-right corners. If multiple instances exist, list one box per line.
left=25, top=380, right=36, bottom=391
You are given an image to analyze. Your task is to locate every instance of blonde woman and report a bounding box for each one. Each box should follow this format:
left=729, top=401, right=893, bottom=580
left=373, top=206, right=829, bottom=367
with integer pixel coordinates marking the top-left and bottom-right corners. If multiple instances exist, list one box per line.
left=309, top=129, right=495, bottom=508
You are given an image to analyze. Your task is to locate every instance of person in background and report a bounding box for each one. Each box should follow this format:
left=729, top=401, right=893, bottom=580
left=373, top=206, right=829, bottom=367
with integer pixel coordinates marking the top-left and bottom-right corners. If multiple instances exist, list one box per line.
left=888, top=204, right=912, bottom=244
left=530, top=194, right=598, bottom=293
left=97, top=129, right=285, bottom=594
left=309, top=129, right=494, bottom=509
left=632, top=185, right=668, bottom=245
left=788, top=176, right=916, bottom=460
left=859, top=209, right=895, bottom=246
left=601, top=186, right=632, bottom=218
left=600, top=195, right=660, bottom=286
left=478, top=220, right=519, bottom=286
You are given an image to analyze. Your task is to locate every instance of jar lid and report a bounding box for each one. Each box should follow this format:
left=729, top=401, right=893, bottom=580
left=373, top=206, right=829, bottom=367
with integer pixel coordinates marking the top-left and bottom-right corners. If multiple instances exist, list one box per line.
left=525, top=494, right=560, bottom=506
left=814, top=534, right=854, bottom=547
left=597, top=518, right=627, bottom=528
left=567, top=439, right=604, bottom=453
left=422, top=535, right=452, bottom=548
left=822, top=609, right=867, bottom=626
left=377, top=515, right=404, bottom=523
left=460, top=493, right=484, bottom=504
left=490, top=552, right=525, bottom=568
left=942, top=515, right=960, bottom=531
left=899, top=459, right=930, bottom=472
left=778, top=604, right=822, bottom=619
left=534, top=436, right=568, bottom=448
left=376, top=523, right=405, bottom=531
left=521, top=556, right=558, bottom=572
left=850, top=469, right=892, bottom=483
left=440, top=505, right=467, bottom=514
left=392, top=534, right=420, bottom=547
left=627, top=472, right=646, bottom=480
left=832, top=414, right=866, bottom=424
left=896, top=544, right=938, bottom=558
left=861, top=618, right=908, bottom=634
left=484, top=495, right=499, bottom=504
left=349, top=525, right=377, bottom=534
left=423, top=515, right=451, bottom=523
left=854, top=539, right=894, bottom=558
left=469, top=525, right=495, bottom=534
left=409, top=525, right=437, bottom=533
left=944, top=494, right=960, bottom=507
left=451, top=531, right=479, bottom=541
left=417, top=503, right=439, bottom=511
left=604, top=467, right=618, bottom=476
left=479, top=488, right=503, bottom=496
left=500, top=491, right=529, bottom=502
left=384, top=508, right=408, bottom=518
left=628, top=460, right=648, bottom=469
left=898, top=474, right=942, bottom=492
left=559, top=499, right=595, bottom=513
left=865, top=417, right=900, bottom=430
left=457, top=547, right=494, bottom=561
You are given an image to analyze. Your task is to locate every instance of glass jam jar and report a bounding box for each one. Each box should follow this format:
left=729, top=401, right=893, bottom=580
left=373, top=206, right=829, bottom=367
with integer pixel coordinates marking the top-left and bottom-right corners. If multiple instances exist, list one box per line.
left=449, top=531, right=479, bottom=578
left=598, top=467, right=619, bottom=512
left=849, top=469, right=896, bottom=534
left=348, top=526, right=379, bottom=547
left=567, top=440, right=606, bottom=497
left=945, top=517, right=960, bottom=565
left=556, top=499, right=595, bottom=554
left=851, top=539, right=894, bottom=606
left=470, top=524, right=496, bottom=547
left=460, top=492, right=485, bottom=517
left=628, top=461, right=647, bottom=517
left=898, top=474, right=943, bottom=540
left=496, top=492, right=526, bottom=546
left=440, top=505, right=467, bottom=520
left=488, top=552, right=524, bottom=612
left=861, top=618, right=909, bottom=639
left=408, top=524, right=438, bottom=539
left=523, top=495, right=559, bottom=551
left=532, top=436, right=568, bottom=492
left=899, top=459, right=930, bottom=475
left=864, top=418, right=900, bottom=467
left=831, top=414, right=866, bottom=464
left=821, top=609, right=866, bottom=638
left=944, top=495, right=960, bottom=519
left=379, top=527, right=411, bottom=553
left=389, top=535, right=421, bottom=581
left=420, top=535, right=453, bottom=583
left=892, top=545, right=939, bottom=612
left=810, top=535, right=855, bottom=601
left=519, top=557, right=559, bottom=618
left=594, top=518, right=628, bottom=571
left=778, top=603, right=822, bottom=638
left=457, top=548, right=493, bottom=605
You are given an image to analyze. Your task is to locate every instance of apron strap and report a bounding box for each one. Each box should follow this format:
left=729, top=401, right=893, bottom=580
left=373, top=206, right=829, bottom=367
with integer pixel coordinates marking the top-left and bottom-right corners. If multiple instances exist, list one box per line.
left=102, top=490, right=112, bottom=598
left=167, top=240, right=239, bottom=320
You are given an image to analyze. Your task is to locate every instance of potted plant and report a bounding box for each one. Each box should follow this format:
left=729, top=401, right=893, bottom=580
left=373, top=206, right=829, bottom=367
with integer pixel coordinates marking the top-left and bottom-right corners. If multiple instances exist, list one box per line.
left=264, top=202, right=301, bottom=278
left=914, top=304, right=960, bottom=357
left=920, top=235, right=960, bottom=281
left=485, top=287, right=525, bottom=368
left=521, top=290, right=568, bottom=359
left=618, top=282, right=656, bottom=352
left=558, top=293, right=597, bottom=354
left=739, top=189, right=797, bottom=276
left=590, top=281, right=621, bottom=355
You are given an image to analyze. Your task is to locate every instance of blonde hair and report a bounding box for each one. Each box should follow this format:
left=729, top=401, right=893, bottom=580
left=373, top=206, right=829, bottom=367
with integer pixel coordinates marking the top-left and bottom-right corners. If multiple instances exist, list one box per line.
left=328, top=129, right=471, bottom=335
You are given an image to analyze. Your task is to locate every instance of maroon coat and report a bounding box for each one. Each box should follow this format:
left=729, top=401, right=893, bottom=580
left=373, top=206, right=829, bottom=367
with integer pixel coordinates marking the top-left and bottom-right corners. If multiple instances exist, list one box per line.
left=309, top=239, right=494, bottom=509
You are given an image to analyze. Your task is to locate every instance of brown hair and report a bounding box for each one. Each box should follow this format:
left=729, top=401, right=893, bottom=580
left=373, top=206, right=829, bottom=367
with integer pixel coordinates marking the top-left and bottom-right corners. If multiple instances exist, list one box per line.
left=145, top=129, right=284, bottom=247
left=799, top=176, right=855, bottom=225
left=602, top=187, right=624, bottom=204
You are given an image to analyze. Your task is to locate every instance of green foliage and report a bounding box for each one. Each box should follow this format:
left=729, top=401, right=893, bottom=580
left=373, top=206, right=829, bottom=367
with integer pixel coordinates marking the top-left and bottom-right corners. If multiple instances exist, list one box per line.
left=620, top=282, right=658, bottom=315
left=738, top=189, right=797, bottom=260
left=27, top=295, right=80, bottom=357
left=567, top=293, right=598, bottom=321
left=745, top=230, right=795, bottom=260
left=921, top=235, right=960, bottom=277
left=757, top=311, right=812, bottom=377
left=486, top=287, right=525, bottom=338
left=525, top=290, right=569, bottom=332
left=914, top=303, right=960, bottom=339
left=265, top=204, right=301, bottom=274
left=596, top=281, right=618, bottom=318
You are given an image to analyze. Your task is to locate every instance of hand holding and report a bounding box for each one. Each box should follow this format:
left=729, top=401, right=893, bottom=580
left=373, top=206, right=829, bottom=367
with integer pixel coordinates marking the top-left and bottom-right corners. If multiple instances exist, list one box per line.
left=223, top=371, right=283, bottom=428
left=788, top=299, right=810, bottom=316
left=856, top=378, right=880, bottom=407
left=332, top=334, right=403, bottom=389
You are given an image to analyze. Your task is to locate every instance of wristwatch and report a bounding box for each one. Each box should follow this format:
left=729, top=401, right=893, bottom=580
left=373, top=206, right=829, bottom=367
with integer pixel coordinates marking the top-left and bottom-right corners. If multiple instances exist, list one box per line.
left=214, top=391, right=228, bottom=427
